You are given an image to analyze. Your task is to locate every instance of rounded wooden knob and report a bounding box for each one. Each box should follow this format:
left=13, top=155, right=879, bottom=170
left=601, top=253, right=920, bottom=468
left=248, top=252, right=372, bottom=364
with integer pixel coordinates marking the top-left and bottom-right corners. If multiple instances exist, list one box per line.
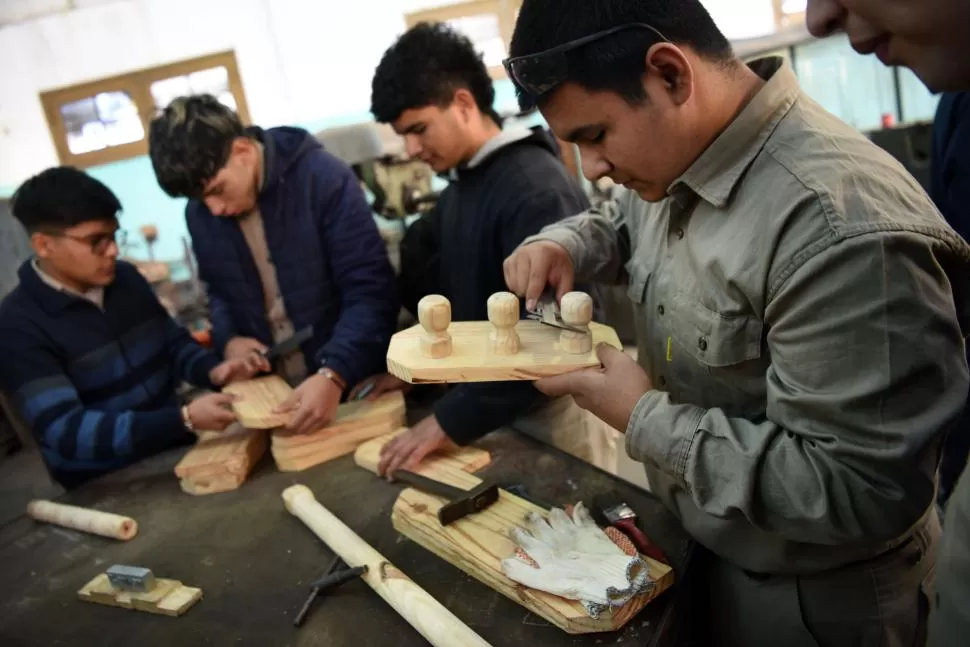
left=487, top=292, right=519, bottom=328
left=560, top=292, right=593, bottom=327
left=418, top=295, right=451, bottom=333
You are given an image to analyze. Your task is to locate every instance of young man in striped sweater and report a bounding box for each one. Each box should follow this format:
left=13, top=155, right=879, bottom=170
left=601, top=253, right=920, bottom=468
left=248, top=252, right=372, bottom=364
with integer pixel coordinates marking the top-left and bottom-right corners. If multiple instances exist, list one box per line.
left=0, top=167, right=263, bottom=489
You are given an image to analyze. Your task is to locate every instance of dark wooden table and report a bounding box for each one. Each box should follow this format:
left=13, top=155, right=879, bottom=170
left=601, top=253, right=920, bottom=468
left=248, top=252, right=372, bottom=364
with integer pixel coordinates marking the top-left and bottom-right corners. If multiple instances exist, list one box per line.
left=0, top=428, right=700, bottom=647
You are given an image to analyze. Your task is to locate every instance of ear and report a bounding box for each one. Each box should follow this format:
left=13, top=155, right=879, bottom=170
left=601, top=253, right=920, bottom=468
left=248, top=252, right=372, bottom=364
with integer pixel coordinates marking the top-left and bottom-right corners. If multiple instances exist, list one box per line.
left=230, top=136, right=255, bottom=161
left=451, top=88, right=479, bottom=122
left=30, top=232, right=52, bottom=259
left=644, top=43, right=694, bottom=107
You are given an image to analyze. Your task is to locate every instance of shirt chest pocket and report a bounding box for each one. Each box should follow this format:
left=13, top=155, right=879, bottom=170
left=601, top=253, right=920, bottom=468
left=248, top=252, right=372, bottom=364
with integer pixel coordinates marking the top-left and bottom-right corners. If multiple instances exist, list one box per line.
left=666, top=292, right=767, bottom=410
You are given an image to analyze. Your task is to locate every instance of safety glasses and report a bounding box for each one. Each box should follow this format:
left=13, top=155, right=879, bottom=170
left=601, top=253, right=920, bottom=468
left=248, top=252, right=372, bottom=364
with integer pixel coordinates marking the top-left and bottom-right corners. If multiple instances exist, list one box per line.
left=503, top=23, right=670, bottom=98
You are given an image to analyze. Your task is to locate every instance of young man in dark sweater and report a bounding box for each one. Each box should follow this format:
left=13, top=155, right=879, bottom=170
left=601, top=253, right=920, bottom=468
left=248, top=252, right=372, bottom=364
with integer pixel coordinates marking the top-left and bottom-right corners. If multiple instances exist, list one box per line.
left=0, top=167, right=262, bottom=489
left=354, top=21, right=618, bottom=477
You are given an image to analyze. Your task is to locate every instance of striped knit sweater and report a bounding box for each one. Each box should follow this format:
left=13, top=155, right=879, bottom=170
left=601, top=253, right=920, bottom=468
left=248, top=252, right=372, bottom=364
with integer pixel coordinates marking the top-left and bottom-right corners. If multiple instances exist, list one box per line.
left=0, top=260, right=220, bottom=483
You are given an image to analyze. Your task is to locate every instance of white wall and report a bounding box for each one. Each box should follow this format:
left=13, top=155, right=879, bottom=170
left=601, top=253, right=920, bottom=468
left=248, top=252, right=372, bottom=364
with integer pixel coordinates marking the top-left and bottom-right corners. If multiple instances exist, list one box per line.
left=0, top=0, right=460, bottom=191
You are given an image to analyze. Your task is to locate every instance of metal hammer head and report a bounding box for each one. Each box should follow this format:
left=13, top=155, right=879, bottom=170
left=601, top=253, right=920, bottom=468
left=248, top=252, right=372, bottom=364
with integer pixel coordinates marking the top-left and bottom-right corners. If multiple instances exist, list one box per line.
left=438, top=482, right=499, bottom=526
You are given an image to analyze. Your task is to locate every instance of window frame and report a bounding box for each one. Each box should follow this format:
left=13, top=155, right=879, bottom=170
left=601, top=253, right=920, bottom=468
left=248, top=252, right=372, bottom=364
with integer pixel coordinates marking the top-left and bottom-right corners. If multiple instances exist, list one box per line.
left=404, top=0, right=522, bottom=80
left=40, top=50, right=250, bottom=169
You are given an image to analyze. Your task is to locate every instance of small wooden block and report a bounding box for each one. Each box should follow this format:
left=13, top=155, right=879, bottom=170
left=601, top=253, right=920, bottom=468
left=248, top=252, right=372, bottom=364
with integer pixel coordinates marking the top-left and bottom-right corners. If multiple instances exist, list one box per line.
left=175, top=424, right=267, bottom=495
left=223, top=376, right=294, bottom=429
left=78, top=573, right=203, bottom=617
left=386, top=320, right=621, bottom=384
left=270, top=392, right=406, bottom=448
left=354, top=429, right=492, bottom=478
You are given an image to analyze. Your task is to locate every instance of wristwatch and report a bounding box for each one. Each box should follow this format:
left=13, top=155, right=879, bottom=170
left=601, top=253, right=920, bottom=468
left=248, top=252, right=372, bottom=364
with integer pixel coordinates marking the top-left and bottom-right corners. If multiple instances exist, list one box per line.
left=317, top=367, right=347, bottom=391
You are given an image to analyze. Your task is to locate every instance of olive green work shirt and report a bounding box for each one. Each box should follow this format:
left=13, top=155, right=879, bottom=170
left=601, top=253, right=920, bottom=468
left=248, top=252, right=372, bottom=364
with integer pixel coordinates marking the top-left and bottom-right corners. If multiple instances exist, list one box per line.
left=526, top=56, right=970, bottom=574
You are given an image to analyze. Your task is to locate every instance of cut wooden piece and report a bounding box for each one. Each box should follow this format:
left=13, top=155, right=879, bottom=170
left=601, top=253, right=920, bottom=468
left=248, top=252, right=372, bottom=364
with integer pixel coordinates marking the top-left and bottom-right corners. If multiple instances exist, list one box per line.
left=174, top=425, right=267, bottom=496
left=282, top=485, right=493, bottom=647
left=78, top=573, right=203, bottom=617
left=222, top=375, right=294, bottom=428
left=559, top=292, right=594, bottom=355
left=386, top=320, right=621, bottom=384
left=354, top=429, right=492, bottom=478
left=268, top=392, right=407, bottom=472
left=271, top=391, right=406, bottom=449
left=487, top=292, right=520, bottom=355
left=26, top=500, right=137, bottom=541
left=356, top=433, right=671, bottom=634
left=418, top=294, right=453, bottom=359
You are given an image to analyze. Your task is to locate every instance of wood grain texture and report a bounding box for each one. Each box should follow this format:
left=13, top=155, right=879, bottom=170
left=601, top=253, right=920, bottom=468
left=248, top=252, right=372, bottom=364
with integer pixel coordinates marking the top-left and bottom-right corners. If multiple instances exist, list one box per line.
left=355, top=435, right=672, bottom=634
left=354, top=429, right=492, bottom=478
left=269, top=392, right=407, bottom=472
left=386, top=320, right=621, bottom=383
left=223, top=375, right=293, bottom=428
left=26, top=500, right=137, bottom=540
left=173, top=425, right=267, bottom=496
left=77, top=573, right=203, bottom=617
left=282, top=485, right=493, bottom=647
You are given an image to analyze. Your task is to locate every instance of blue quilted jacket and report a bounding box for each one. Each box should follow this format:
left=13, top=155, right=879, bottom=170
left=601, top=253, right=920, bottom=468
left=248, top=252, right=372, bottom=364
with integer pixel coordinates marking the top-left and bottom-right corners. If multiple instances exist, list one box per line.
left=185, top=126, right=398, bottom=390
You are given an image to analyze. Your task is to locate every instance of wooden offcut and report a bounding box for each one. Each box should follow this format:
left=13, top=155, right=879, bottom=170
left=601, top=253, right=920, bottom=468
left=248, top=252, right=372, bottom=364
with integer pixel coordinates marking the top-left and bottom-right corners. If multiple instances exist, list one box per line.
left=77, top=573, right=202, bottom=617
left=354, top=429, right=492, bottom=477
left=356, top=435, right=673, bottom=634
left=386, top=320, right=622, bottom=384
left=174, top=425, right=267, bottom=495
left=223, top=375, right=294, bottom=428
left=270, top=392, right=407, bottom=472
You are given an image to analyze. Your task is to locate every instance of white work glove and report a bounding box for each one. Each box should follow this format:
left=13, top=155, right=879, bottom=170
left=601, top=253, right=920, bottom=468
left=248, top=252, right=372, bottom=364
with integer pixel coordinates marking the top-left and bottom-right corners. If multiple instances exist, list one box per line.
left=500, top=503, right=653, bottom=618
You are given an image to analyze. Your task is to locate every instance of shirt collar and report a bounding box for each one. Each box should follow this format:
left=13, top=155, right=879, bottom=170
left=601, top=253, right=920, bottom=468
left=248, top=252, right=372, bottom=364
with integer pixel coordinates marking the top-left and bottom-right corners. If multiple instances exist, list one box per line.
left=31, top=258, right=105, bottom=309
left=671, top=56, right=799, bottom=208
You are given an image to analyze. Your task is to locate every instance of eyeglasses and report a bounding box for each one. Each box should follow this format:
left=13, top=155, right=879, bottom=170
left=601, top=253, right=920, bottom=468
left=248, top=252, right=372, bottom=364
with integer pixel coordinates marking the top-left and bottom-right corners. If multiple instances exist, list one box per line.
left=48, top=229, right=127, bottom=255
left=503, top=23, right=670, bottom=98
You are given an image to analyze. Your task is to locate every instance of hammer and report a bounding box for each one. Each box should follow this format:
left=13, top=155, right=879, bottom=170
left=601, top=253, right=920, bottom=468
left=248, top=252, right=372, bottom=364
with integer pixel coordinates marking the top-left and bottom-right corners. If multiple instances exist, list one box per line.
left=393, top=471, right=499, bottom=525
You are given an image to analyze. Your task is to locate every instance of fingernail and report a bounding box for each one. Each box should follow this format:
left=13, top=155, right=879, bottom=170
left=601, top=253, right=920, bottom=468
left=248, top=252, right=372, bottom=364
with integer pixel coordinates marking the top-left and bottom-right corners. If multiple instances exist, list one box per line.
left=526, top=299, right=536, bottom=311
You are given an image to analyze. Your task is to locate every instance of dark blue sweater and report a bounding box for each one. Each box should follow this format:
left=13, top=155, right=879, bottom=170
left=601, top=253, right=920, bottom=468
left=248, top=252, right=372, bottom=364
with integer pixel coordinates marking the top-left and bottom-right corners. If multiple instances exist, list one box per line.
left=0, top=260, right=220, bottom=483
left=185, top=126, right=399, bottom=389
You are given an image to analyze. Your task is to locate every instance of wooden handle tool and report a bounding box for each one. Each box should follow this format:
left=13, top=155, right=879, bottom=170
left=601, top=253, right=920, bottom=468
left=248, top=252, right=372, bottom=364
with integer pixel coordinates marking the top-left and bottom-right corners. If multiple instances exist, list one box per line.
left=26, top=499, right=138, bottom=540
left=282, top=485, right=492, bottom=647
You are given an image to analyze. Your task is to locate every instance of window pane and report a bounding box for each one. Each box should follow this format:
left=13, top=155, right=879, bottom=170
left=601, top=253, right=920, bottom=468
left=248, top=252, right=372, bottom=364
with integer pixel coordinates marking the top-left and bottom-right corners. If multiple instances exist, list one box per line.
left=60, top=91, right=143, bottom=155
left=151, top=67, right=234, bottom=112
left=446, top=14, right=506, bottom=68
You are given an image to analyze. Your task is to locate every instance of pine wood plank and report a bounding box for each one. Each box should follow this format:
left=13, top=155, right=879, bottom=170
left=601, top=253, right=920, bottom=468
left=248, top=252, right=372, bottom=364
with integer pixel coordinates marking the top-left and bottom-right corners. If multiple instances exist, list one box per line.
left=78, top=573, right=203, bottom=617
left=222, top=375, right=294, bottom=428
left=386, top=320, right=622, bottom=384
left=271, top=391, right=406, bottom=449
left=354, top=429, right=492, bottom=478
left=174, top=425, right=267, bottom=495
left=355, top=433, right=672, bottom=634
left=272, top=421, right=402, bottom=472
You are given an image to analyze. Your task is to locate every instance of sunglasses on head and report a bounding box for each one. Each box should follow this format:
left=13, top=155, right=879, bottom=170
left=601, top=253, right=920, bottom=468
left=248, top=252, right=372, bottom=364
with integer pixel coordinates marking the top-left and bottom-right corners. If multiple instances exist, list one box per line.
left=503, top=23, right=670, bottom=98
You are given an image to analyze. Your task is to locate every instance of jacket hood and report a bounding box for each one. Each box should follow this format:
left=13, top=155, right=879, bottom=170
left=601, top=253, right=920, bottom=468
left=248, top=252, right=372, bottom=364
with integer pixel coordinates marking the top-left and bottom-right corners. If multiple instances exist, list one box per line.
left=250, top=126, right=322, bottom=190
left=454, top=126, right=562, bottom=178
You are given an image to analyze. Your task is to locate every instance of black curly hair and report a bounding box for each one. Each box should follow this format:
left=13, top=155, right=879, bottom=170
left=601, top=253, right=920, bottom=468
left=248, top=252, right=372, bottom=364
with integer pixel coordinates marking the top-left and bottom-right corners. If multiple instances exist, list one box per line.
left=370, top=21, right=502, bottom=126
left=148, top=94, right=247, bottom=199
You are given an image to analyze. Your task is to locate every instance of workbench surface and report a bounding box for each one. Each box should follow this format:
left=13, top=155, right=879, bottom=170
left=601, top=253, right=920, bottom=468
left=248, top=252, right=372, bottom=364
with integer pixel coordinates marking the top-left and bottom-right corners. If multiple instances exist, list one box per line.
left=0, top=429, right=697, bottom=647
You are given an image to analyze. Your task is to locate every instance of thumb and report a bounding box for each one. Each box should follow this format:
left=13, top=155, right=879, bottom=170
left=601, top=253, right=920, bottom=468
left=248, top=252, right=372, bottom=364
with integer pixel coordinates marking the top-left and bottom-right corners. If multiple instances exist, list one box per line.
left=534, top=371, right=584, bottom=398
left=596, top=343, right=625, bottom=369
left=211, top=392, right=239, bottom=406
left=273, top=392, right=300, bottom=414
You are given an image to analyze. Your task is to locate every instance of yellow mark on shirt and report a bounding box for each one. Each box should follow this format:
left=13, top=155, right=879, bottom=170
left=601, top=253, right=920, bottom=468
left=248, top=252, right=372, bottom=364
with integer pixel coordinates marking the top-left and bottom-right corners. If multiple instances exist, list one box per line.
left=666, top=336, right=673, bottom=363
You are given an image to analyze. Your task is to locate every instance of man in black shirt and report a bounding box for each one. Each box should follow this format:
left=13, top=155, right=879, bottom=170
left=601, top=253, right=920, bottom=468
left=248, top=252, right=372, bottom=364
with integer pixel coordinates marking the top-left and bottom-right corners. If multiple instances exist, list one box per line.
left=353, top=21, right=617, bottom=476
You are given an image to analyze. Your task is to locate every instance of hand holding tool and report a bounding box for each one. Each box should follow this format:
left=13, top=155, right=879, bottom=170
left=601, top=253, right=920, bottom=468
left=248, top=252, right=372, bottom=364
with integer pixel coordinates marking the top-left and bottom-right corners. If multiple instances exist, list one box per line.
left=393, top=470, right=499, bottom=525
left=262, top=326, right=313, bottom=361
left=591, top=493, right=669, bottom=565
left=525, top=290, right=587, bottom=333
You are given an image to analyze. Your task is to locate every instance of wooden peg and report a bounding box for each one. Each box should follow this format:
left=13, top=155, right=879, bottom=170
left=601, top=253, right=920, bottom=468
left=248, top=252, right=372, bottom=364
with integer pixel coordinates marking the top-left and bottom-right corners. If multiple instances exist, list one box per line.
left=418, top=295, right=452, bottom=359
left=559, top=292, right=593, bottom=354
left=487, top=292, right=520, bottom=356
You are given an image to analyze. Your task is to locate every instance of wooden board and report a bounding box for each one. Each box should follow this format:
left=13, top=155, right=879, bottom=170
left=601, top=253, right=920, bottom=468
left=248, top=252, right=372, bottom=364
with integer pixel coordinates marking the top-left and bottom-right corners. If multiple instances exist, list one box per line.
left=173, top=425, right=267, bottom=496
left=270, top=392, right=407, bottom=472
left=356, top=434, right=673, bottom=635
left=354, top=429, right=492, bottom=476
left=222, top=375, right=293, bottom=428
left=78, top=573, right=203, bottom=617
left=386, top=320, right=622, bottom=384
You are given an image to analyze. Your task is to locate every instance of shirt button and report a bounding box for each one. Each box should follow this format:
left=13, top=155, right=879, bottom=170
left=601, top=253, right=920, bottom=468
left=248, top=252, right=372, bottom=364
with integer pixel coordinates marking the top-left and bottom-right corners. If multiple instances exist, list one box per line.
left=675, top=228, right=685, bottom=240
left=658, top=376, right=666, bottom=387
left=698, top=337, right=708, bottom=351
left=658, top=305, right=665, bottom=316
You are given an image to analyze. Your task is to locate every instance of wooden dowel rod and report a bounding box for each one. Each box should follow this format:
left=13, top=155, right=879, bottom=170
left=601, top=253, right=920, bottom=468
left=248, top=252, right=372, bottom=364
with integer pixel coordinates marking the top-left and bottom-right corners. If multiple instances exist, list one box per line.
left=282, top=485, right=492, bottom=647
left=26, top=499, right=138, bottom=540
